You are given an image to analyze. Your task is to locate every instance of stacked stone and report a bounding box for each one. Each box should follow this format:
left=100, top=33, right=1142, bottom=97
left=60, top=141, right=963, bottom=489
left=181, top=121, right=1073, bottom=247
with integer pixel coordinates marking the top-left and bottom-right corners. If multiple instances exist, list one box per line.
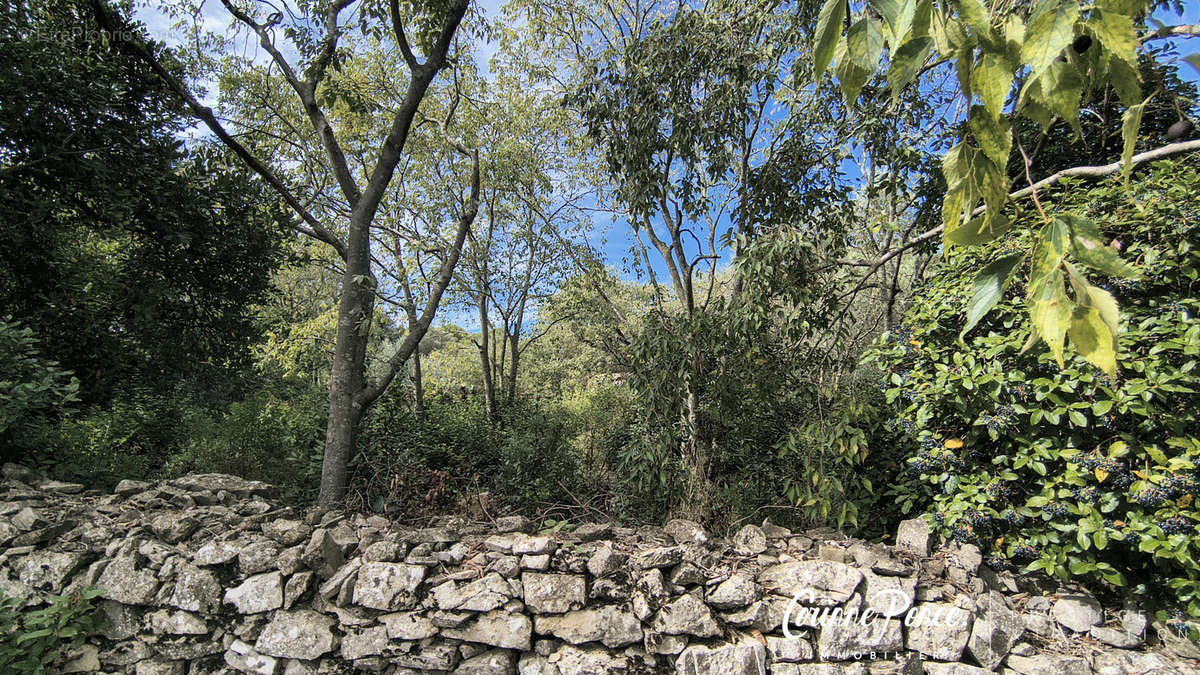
left=0, top=464, right=1196, bottom=674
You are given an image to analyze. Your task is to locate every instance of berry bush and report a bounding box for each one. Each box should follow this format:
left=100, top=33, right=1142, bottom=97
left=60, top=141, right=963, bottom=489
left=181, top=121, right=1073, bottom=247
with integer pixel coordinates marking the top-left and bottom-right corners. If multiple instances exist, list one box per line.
left=868, top=156, right=1200, bottom=620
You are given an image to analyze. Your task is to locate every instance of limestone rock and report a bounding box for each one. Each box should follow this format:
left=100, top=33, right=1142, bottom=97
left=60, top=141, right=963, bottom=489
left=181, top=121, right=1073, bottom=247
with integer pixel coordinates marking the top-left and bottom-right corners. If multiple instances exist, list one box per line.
left=586, top=544, right=626, bottom=578
left=495, top=515, right=534, bottom=534
left=757, top=561, right=863, bottom=606
left=170, top=473, right=276, bottom=498
left=146, top=609, right=208, bottom=635
left=903, top=603, right=972, bottom=661
left=167, top=564, right=220, bottom=613
left=895, top=518, right=931, bottom=557
left=262, top=519, right=312, bottom=547
left=732, top=525, right=768, bottom=555
left=381, top=611, right=437, bottom=640
left=224, top=572, right=284, bottom=614
left=675, top=638, right=767, bottom=675
left=255, top=610, right=336, bottom=660
left=652, top=594, right=721, bottom=638
left=455, top=648, right=516, bottom=674
left=664, top=519, right=708, bottom=546
left=1051, top=594, right=1103, bottom=632
left=571, top=522, right=613, bottom=542
left=17, top=550, right=88, bottom=591
left=226, top=639, right=279, bottom=675
left=442, top=610, right=533, bottom=650
left=633, top=546, right=684, bottom=569
left=523, top=572, right=586, bottom=614
left=340, top=625, right=388, bottom=660
left=434, top=572, right=516, bottom=612
left=707, top=574, right=760, bottom=609
left=352, top=561, right=424, bottom=610
left=765, top=635, right=813, bottom=663
left=535, top=605, right=643, bottom=647
left=150, top=514, right=199, bottom=544
left=966, top=591, right=1024, bottom=670
left=239, top=540, right=282, bottom=575
left=192, top=539, right=241, bottom=566
left=98, top=555, right=159, bottom=605
left=816, top=619, right=903, bottom=660
left=1004, top=653, right=1091, bottom=675
left=1089, top=625, right=1141, bottom=648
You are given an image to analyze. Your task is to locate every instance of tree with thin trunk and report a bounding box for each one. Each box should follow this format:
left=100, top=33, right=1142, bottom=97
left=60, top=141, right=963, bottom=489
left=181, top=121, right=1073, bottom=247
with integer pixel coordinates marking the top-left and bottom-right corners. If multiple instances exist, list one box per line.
left=91, top=0, right=480, bottom=504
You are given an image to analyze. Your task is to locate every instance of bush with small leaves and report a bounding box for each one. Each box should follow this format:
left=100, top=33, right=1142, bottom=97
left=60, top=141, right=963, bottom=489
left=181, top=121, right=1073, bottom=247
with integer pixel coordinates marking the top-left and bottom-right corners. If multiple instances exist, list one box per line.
left=0, top=587, right=105, bottom=674
left=868, top=157, right=1200, bottom=623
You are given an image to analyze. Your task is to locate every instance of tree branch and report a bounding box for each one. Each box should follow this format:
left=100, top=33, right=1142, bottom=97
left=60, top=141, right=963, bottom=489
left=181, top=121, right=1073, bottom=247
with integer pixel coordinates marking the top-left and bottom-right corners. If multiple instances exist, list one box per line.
left=1141, top=23, right=1200, bottom=43
left=89, top=0, right=348, bottom=260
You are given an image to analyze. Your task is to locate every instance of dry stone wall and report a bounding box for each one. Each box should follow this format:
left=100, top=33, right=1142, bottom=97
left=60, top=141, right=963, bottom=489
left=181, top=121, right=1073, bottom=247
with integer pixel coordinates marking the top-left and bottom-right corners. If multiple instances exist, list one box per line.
left=1, top=464, right=1197, bottom=674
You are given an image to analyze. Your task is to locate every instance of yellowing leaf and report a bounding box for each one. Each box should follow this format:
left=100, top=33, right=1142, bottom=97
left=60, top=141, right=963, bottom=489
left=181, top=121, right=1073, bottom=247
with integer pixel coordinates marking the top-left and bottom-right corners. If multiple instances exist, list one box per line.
left=945, top=438, right=964, bottom=449
left=1121, top=97, right=1151, bottom=183
left=1133, top=469, right=1149, bottom=480
left=1021, top=0, right=1079, bottom=77
left=1095, top=467, right=1109, bottom=482
left=1180, top=494, right=1195, bottom=508
left=1089, top=9, right=1138, bottom=68
left=1069, top=302, right=1118, bottom=377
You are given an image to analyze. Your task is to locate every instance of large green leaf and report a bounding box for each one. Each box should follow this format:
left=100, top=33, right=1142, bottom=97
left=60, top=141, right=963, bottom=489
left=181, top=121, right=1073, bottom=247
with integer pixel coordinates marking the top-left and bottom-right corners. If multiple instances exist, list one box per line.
left=1060, top=213, right=1141, bottom=279
left=1028, top=59, right=1084, bottom=136
left=847, top=17, right=885, bottom=72
left=1186, top=54, right=1200, bottom=78
left=973, top=53, right=1013, bottom=118
left=1121, top=98, right=1148, bottom=183
left=969, top=105, right=1012, bottom=168
left=835, top=40, right=873, bottom=105
left=814, top=0, right=848, bottom=78
left=961, top=253, right=1023, bottom=337
left=1021, top=0, right=1079, bottom=77
left=953, top=0, right=993, bottom=42
left=889, top=37, right=934, bottom=101
left=1089, top=9, right=1138, bottom=68
left=945, top=213, right=1016, bottom=246
left=1107, top=53, right=1142, bottom=107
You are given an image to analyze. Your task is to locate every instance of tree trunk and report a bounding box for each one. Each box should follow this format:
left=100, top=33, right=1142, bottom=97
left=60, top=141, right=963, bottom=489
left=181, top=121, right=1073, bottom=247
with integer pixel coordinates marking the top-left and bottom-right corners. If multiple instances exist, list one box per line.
left=477, top=294, right=496, bottom=419
left=319, top=217, right=374, bottom=504
left=412, top=350, right=425, bottom=421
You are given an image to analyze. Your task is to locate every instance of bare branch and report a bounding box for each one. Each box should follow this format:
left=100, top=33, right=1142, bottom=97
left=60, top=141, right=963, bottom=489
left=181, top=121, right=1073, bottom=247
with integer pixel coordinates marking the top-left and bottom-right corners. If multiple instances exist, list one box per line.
left=1141, top=23, right=1200, bottom=43
left=88, top=0, right=348, bottom=259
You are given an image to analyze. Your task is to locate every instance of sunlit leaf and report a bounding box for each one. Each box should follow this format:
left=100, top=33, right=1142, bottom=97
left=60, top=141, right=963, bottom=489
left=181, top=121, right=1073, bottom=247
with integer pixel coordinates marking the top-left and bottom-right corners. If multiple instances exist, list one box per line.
left=961, top=253, right=1023, bottom=337
left=814, top=0, right=847, bottom=77
left=1021, top=0, right=1079, bottom=77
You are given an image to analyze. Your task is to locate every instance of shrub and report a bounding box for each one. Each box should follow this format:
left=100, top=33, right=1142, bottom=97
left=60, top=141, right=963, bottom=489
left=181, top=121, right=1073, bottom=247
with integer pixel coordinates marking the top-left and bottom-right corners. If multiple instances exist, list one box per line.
left=0, top=317, right=78, bottom=457
left=0, top=587, right=105, bottom=674
left=868, top=157, right=1200, bottom=620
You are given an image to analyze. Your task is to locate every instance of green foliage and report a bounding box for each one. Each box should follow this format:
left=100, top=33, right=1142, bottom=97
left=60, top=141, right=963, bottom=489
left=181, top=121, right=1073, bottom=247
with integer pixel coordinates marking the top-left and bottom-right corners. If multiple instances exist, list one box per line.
left=0, top=587, right=105, bottom=674
left=816, top=0, right=1197, bottom=372
left=0, top=317, right=78, bottom=450
left=869, top=157, right=1200, bottom=616
left=163, top=386, right=327, bottom=505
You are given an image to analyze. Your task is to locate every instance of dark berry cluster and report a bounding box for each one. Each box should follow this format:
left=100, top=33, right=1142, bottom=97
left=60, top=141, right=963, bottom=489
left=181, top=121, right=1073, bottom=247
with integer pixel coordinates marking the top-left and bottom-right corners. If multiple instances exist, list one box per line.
left=985, top=555, right=1016, bottom=571
left=967, top=510, right=993, bottom=528
left=1012, top=543, right=1039, bottom=559
left=1131, top=486, right=1171, bottom=507
left=1042, top=502, right=1070, bottom=519
left=1167, top=609, right=1192, bottom=637
left=1160, top=516, right=1198, bottom=535
left=1006, top=383, right=1032, bottom=402
left=1122, top=530, right=1142, bottom=546
left=1163, top=300, right=1185, bottom=314
left=1162, top=474, right=1198, bottom=496
left=1075, top=453, right=1133, bottom=488
left=1070, top=486, right=1099, bottom=503
left=950, top=520, right=976, bottom=543
left=985, top=481, right=1013, bottom=499
left=981, top=404, right=1017, bottom=431
left=889, top=325, right=920, bottom=357
left=1099, top=414, right=1118, bottom=430
left=886, top=417, right=917, bottom=435
left=1000, top=508, right=1027, bottom=526
left=908, top=448, right=966, bottom=477
left=1094, top=374, right=1114, bottom=389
